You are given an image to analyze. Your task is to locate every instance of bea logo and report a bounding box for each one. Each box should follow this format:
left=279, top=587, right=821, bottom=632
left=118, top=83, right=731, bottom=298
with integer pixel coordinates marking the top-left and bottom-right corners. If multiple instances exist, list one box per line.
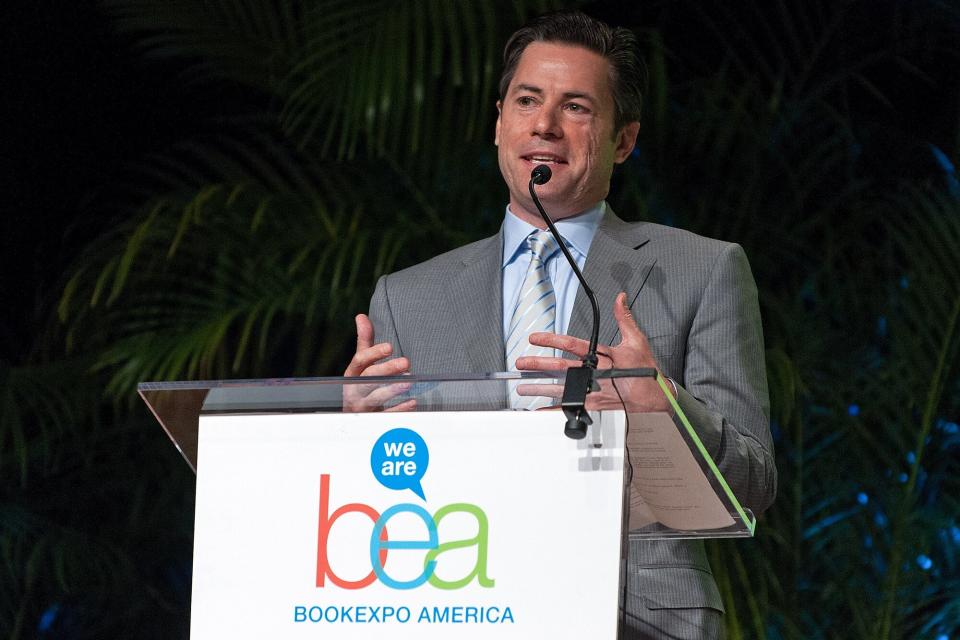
left=316, top=428, right=494, bottom=590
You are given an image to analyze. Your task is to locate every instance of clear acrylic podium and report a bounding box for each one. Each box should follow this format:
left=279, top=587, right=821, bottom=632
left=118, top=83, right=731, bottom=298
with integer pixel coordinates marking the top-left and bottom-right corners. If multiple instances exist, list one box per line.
left=139, top=370, right=756, bottom=540
left=140, top=370, right=756, bottom=639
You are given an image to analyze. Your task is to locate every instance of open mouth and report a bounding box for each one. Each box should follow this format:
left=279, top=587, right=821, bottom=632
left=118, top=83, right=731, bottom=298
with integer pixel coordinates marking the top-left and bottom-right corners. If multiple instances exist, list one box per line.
left=522, top=154, right=567, bottom=165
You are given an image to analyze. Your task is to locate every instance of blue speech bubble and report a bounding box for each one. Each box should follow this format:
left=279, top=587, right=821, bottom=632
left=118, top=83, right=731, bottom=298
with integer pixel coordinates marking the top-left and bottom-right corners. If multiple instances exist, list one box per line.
left=370, top=428, right=429, bottom=500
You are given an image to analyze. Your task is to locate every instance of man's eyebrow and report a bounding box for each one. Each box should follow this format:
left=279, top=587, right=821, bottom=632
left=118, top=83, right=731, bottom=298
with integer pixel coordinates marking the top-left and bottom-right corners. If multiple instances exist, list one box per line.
left=511, top=84, right=597, bottom=104
left=561, top=91, right=596, bottom=104
left=512, top=83, right=543, bottom=95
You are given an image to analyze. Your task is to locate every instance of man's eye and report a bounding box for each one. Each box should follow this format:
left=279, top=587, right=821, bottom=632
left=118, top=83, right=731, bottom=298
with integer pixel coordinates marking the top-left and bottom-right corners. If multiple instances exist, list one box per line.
left=566, top=103, right=588, bottom=113
left=517, top=96, right=535, bottom=107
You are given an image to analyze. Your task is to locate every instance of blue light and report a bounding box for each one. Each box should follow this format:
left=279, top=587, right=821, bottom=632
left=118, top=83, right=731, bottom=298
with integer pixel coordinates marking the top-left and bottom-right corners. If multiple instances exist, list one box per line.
left=942, top=421, right=959, bottom=435
left=950, top=526, right=960, bottom=544
left=875, top=512, right=888, bottom=527
left=848, top=404, right=860, bottom=416
left=936, top=633, right=949, bottom=640
left=900, top=276, right=909, bottom=289
left=770, top=422, right=782, bottom=443
left=916, top=554, right=933, bottom=570
left=37, top=604, right=59, bottom=633
left=876, top=316, right=887, bottom=337
left=864, top=535, right=873, bottom=549
left=857, top=492, right=869, bottom=505
left=906, top=452, right=916, bottom=464
left=898, top=472, right=909, bottom=484
left=929, top=143, right=956, bottom=173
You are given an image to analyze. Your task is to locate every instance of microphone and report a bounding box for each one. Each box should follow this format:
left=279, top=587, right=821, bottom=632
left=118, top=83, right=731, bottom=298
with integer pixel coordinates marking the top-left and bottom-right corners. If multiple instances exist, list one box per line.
left=527, top=165, right=601, bottom=440
left=531, top=164, right=552, bottom=185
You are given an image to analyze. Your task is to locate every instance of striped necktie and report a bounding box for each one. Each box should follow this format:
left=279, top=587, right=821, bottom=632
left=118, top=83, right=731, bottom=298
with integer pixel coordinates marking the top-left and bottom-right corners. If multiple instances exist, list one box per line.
left=506, top=230, right=561, bottom=409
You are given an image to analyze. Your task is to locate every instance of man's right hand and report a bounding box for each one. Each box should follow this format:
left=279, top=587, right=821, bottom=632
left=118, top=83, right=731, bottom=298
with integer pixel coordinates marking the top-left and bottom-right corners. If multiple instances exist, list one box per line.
left=342, top=314, right=416, bottom=412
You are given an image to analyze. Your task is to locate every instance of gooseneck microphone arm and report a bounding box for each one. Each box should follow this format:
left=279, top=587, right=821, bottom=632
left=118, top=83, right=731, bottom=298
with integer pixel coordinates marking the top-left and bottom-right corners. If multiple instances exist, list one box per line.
left=528, top=164, right=601, bottom=439
left=528, top=165, right=601, bottom=369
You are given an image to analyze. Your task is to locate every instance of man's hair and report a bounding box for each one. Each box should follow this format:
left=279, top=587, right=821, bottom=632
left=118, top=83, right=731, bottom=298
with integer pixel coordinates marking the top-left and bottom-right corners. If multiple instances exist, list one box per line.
left=499, top=10, right=647, bottom=132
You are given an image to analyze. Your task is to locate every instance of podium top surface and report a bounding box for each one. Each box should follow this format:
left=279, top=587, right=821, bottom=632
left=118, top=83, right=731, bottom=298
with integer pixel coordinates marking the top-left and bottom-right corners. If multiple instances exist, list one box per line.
left=138, top=370, right=657, bottom=471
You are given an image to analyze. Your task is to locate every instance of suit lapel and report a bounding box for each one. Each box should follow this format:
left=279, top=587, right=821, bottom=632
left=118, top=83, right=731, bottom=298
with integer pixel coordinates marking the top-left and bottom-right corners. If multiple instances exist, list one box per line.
left=443, top=211, right=653, bottom=369
left=444, top=234, right=506, bottom=371
left=567, top=211, right=654, bottom=349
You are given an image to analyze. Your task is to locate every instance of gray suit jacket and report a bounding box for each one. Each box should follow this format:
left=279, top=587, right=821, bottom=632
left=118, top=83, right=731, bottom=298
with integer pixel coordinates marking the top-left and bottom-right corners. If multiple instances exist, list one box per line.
left=368, top=210, right=776, bottom=634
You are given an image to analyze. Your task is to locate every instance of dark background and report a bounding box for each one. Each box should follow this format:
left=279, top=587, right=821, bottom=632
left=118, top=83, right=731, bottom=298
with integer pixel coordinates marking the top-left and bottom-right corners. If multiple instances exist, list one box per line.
left=4, top=1, right=957, bottom=347
left=4, top=2, right=216, bottom=357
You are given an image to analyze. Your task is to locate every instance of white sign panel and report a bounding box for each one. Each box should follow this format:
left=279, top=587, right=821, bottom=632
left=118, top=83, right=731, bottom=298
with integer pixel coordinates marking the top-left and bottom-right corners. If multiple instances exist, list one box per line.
left=191, top=411, right=626, bottom=639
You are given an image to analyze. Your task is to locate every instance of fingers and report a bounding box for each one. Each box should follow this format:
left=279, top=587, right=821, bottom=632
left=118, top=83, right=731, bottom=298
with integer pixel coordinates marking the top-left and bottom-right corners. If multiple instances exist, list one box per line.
left=344, top=342, right=389, bottom=376
left=355, top=314, right=374, bottom=351
left=586, top=375, right=673, bottom=412
left=343, top=387, right=417, bottom=413
left=344, top=375, right=417, bottom=411
left=348, top=381, right=414, bottom=413
left=345, top=314, right=391, bottom=377
left=583, top=390, right=630, bottom=411
left=365, top=380, right=412, bottom=404
left=343, top=312, right=415, bottom=411
left=527, top=331, right=590, bottom=358
left=346, top=314, right=411, bottom=380
left=359, top=356, right=410, bottom=378
left=515, top=355, right=577, bottom=371
left=515, top=383, right=563, bottom=399
left=384, top=398, right=417, bottom=413
left=345, top=342, right=404, bottom=377
left=613, top=292, right=644, bottom=343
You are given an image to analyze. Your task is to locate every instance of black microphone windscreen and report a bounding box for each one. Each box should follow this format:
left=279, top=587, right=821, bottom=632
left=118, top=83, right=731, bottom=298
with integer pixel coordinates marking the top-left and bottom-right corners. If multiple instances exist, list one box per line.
left=531, top=164, right=552, bottom=185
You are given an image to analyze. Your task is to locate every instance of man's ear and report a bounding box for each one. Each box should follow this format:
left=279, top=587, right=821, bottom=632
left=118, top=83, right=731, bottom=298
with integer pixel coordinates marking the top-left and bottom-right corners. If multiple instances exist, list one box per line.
left=613, top=121, right=640, bottom=163
left=494, top=100, right=503, bottom=146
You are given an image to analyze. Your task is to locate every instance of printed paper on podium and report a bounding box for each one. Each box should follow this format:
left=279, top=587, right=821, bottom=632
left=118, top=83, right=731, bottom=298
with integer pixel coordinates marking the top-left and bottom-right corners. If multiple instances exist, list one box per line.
left=626, top=412, right=735, bottom=532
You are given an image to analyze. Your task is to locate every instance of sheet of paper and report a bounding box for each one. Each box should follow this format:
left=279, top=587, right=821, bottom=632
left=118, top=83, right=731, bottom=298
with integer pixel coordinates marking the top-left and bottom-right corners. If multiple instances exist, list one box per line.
left=626, top=412, right=735, bottom=531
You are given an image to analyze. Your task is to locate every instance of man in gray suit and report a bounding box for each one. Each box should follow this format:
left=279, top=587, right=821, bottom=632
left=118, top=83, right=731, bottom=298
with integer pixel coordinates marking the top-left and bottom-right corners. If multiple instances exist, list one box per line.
left=344, top=11, right=776, bottom=639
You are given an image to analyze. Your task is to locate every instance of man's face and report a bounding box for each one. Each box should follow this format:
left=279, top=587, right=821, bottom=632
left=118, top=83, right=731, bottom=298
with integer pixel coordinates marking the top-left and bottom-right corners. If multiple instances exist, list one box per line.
left=495, top=42, right=639, bottom=224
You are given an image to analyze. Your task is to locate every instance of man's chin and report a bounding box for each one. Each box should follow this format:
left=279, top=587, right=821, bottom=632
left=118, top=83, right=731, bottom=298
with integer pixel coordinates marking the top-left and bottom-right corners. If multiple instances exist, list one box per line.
left=530, top=189, right=589, bottom=220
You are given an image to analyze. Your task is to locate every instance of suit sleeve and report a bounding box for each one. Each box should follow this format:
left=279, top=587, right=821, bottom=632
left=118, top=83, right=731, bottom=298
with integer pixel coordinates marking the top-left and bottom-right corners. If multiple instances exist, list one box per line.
left=673, top=243, right=777, bottom=516
left=368, top=274, right=404, bottom=358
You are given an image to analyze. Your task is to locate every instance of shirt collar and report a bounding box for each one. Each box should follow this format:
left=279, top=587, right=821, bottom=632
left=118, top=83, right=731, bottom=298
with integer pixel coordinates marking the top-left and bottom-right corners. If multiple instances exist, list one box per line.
left=501, top=201, right=605, bottom=267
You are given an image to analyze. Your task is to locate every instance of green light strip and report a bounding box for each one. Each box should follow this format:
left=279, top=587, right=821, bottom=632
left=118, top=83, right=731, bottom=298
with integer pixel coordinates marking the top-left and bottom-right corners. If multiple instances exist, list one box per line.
left=655, top=375, right=756, bottom=535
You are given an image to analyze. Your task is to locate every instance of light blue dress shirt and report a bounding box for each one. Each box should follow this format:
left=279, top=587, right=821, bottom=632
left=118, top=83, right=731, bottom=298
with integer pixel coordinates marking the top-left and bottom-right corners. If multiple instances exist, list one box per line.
left=501, top=202, right=605, bottom=343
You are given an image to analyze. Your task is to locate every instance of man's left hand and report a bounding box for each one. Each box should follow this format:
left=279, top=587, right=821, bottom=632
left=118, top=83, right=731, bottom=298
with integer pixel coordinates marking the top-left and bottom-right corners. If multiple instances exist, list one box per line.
left=514, top=292, right=675, bottom=413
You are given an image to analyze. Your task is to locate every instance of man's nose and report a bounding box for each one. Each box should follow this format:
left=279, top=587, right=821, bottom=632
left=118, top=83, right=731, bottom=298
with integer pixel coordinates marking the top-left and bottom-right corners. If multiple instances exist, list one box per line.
left=532, top=107, right=563, bottom=139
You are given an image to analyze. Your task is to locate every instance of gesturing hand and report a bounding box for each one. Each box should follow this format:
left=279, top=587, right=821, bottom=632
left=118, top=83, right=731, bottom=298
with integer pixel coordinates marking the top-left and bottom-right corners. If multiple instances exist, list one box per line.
left=514, top=292, right=675, bottom=413
left=342, top=314, right=416, bottom=412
